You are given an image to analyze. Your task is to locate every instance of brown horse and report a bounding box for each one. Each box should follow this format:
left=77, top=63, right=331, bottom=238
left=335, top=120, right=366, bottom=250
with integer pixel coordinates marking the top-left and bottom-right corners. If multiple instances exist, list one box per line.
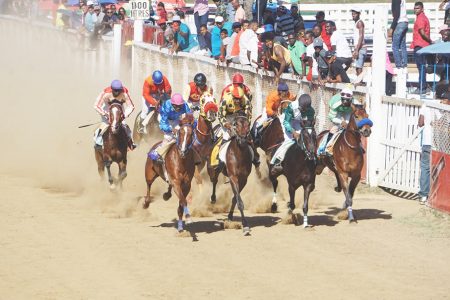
left=269, top=125, right=317, bottom=227
left=316, top=104, right=372, bottom=222
left=143, top=114, right=196, bottom=232
left=207, top=113, right=253, bottom=235
left=94, top=101, right=129, bottom=189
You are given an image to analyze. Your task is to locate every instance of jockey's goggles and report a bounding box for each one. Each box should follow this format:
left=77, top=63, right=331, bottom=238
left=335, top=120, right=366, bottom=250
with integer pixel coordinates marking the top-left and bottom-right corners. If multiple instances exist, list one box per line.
left=341, top=93, right=353, bottom=99
left=173, top=104, right=184, bottom=110
left=112, top=88, right=123, bottom=93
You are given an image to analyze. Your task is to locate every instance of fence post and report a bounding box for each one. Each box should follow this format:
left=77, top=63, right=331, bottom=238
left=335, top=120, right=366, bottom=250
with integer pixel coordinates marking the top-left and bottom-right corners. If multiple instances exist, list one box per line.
left=113, top=23, right=122, bottom=78
left=367, top=5, right=388, bottom=187
left=134, top=19, right=143, bottom=42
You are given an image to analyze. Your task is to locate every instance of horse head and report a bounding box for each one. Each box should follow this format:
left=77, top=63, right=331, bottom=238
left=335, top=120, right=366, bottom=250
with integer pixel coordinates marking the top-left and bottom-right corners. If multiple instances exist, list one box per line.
left=201, top=92, right=218, bottom=122
left=297, top=118, right=317, bottom=161
left=108, top=100, right=124, bottom=134
left=233, top=112, right=250, bottom=146
left=351, top=98, right=372, bottom=138
left=176, top=113, right=195, bottom=158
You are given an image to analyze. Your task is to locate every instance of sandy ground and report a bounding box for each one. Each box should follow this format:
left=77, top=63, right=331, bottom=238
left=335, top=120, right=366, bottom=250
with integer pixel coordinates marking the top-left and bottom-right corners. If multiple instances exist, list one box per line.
left=1, top=19, right=450, bottom=300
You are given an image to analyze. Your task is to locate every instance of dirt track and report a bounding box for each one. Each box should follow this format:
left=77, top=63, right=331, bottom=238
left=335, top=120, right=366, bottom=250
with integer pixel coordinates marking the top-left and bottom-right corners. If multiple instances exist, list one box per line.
left=1, top=20, right=450, bottom=300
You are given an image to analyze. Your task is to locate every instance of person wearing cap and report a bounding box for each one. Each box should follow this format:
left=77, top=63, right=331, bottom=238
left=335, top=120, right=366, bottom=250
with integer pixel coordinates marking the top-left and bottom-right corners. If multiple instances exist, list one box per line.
left=171, top=15, right=192, bottom=53
left=325, top=51, right=350, bottom=84
left=221, top=72, right=252, bottom=100
left=290, top=4, right=305, bottom=33
left=287, top=33, right=306, bottom=77
left=183, top=73, right=213, bottom=111
left=263, top=31, right=292, bottom=85
left=93, top=80, right=136, bottom=150
left=211, top=16, right=231, bottom=58
left=351, top=8, right=366, bottom=76
left=317, top=87, right=355, bottom=156
left=312, top=37, right=329, bottom=83
left=160, top=19, right=175, bottom=49
left=326, top=21, right=353, bottom=70
left=270, top=93, right=316, bottom=175
left=139, top=71, right=172, bottom=134
left=229, top=22, right=243, bottom=63
left=275, top=5, right=295, bottom=42
left=315, top=11, right=332, bottom=50
left=213, top=0, right=228, bottom=22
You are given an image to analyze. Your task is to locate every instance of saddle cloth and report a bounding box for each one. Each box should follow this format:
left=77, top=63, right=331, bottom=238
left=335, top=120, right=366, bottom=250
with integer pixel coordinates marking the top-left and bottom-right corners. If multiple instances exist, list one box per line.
left=156, top=141, right=176, bottom=159
left=317, top=130, right=343, bottom=157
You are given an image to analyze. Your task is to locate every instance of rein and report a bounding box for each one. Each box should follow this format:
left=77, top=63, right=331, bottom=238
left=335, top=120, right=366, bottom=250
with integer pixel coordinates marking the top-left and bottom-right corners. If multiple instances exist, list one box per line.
left=343, top=115, right=362, bottom=151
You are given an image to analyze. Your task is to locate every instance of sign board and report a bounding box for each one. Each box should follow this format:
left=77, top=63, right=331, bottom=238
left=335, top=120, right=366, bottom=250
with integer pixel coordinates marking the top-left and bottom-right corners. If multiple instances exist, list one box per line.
left=130, top=0, right=150, bottom=20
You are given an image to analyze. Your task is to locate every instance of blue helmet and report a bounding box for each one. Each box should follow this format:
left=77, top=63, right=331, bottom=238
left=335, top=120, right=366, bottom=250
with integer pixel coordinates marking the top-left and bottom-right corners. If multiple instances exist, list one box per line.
left=152, top=70, right=164, bottom=85
left=111, top=79, right=123, bottom=90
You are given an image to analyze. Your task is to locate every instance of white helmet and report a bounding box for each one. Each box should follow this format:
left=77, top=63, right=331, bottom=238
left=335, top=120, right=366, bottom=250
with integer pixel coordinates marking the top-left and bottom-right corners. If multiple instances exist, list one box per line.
left=340, top=87, right=353, bottom=102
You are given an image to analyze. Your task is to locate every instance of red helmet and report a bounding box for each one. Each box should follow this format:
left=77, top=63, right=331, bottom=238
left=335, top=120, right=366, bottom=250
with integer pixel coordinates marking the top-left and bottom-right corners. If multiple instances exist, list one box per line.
left=232, top=73, right=244, bottom=85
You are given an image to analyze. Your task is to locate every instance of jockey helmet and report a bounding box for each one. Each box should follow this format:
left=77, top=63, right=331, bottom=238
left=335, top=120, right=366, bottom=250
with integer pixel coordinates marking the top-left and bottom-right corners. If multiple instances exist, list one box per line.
left=194, top=73, right=207, bottom=87
left=111, top=80, right=123, bottom=91
left=152, top=70, right=164, bottom=85
left=298, top=94, right=312, bottom=109
left=232, top=86, right=245, bottom=99
left=170, top=93, right=184, bottom=106
left=232, top=72, right=244, bottom=85
left=277, top=82, right=289, bottom=92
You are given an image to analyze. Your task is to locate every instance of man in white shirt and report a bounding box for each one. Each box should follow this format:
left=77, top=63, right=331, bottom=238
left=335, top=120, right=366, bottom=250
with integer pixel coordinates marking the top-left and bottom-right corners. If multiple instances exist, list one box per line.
left=232, top=0, right=245, bottom=23
left=239, top=21, right=259, bottom=67
left=326, top=21, right=353, bottom=70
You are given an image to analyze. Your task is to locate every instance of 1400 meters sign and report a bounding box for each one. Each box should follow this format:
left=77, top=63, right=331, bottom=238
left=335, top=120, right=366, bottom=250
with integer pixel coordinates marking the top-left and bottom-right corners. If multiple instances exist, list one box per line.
left=130, top=0, right=150, bottom=20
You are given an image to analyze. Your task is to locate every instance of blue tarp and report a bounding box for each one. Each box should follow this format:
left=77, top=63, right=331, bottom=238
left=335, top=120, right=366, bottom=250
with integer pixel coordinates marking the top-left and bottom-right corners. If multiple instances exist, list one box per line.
left=417, top=42, right=450, bottom=56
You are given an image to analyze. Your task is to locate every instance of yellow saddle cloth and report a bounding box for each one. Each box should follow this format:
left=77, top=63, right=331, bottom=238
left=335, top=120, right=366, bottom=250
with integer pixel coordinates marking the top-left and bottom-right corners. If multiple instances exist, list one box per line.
left=210, top=138, right=223, bottom=167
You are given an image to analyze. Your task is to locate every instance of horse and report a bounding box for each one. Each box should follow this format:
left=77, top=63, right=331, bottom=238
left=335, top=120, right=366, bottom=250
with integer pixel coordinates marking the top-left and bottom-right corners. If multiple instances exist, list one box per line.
left=269, top=123, right=317, bottom=227
left=143, top=114, right=196, bottom=232
left=207, top=113, right=253, bottom=235
left=94, top=100, right=129, bottom=189
left=316, top=103, right=372, bottom=222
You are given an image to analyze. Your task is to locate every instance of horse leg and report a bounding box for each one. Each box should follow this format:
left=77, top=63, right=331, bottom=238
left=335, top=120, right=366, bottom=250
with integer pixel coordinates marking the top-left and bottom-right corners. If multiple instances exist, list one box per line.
left=172, top=183, right=187, bottom=232
left=208, top=167, right=219, bottom=204
left=194, top=162, right=204, bottom=185
left=337, top=172, right=356, bottom=223
left=143, top=162, right=158, bottom=209
left=118, top=160, right=127, bottom=189
left=94, top=148, right=105, bottom=178
left=327, top=161, right=342, bottom=192
left=288, top=185, right=298, bottom=225
left=163, top=185, right=172, bottom=201
left=346, top=174, right=360, bottom=222
left=269, top=174, right=279, bottom=213
left=229, top=176, right=250, bottom=235
left=302, top=182, right=315, bottom=228
left=105, top=160, right=115, bottom=188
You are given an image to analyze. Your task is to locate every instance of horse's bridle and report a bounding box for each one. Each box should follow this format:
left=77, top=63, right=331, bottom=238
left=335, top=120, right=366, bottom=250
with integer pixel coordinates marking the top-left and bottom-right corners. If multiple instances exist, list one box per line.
left=176, top=123, right=195, bottom=154
left=297, top=127, right=316, bottom=161
left=343, top=115, right=363, bottom=151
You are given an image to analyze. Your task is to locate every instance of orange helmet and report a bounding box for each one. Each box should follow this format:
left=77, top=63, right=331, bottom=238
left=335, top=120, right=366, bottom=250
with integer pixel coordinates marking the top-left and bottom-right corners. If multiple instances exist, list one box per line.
left=232, top=73, right=244, bottom=85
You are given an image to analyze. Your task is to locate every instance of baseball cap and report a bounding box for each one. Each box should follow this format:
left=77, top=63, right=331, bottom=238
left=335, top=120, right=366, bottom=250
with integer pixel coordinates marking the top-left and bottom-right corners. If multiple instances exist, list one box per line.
left=86, top=0, right=93, bottom=6
left=313, top=38, right=323, bottom=48
left=215, top=16, right=224, bottom=23
left=324, top=50, right=335, bottom=58
left=351, top=7, right=362, bottom=13
left=172, top=15, right=181, bottom=22
left=439, top=24, right=449, bottom=32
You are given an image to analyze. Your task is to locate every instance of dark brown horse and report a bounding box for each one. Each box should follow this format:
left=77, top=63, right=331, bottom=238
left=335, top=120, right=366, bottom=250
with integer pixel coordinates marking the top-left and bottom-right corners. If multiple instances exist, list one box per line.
left=269, top=125, right=317, bottom=227
left=207, top=114, right=253, bottom=235
left=143, top=114, right=196, bottom=232
left=316, top=104, right=372, bottom=222
left=95, top=101, right=129, bottom=189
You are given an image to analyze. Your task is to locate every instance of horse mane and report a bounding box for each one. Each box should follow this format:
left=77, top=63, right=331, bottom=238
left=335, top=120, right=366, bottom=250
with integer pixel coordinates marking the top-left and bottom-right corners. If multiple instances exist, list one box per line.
left=109, top=99, right=123, bottom=106
left=179, top=113, right=195, bottom=125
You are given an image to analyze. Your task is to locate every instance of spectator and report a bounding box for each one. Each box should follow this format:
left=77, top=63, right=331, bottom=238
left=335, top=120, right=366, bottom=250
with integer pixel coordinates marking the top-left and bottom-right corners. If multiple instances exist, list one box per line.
left=109, top=4, right=117, bottom=17
left=315, top=11, right=332, bottom=50
left=326, top=21, right=353, bottom=70
left=211, top=16, right=226, bottom=59
left=313, top=38, right=329, bottom=84
left=304, top=31, right=316, bottom=81
left=193, top=0, right=209, bottom=37
left=156, top=2, right=167, bottom=22
left=239, top=20, right=259, bottom=67
left=94, top=5, right=104, bottom=26
left=213, top=0, right=227, bottom=22
left=411, top=1, right=432, bottom=94
left=290, top=4, right=305, bottom=33
left=167, top=11, right=174, bottom=22
left=351, top=8, right=366, bottom=76
left=325, top=51, right=350, bottom=83
left=198, top=24, right=212, bottom=54
left=159, top=19, right=174, bottom=49
left=100, top=7, right=118, bottom=35
left=264, top=23, right=288, bottom=48
left=118, top=7, right=128, bottom=22
left=220, top=28, right=233, bottom=62
left=232, top=0, right=245, bottom=23
left=226, top=0, right=235, bottom=23
left=275, top=6, right=295, bottom=42
left=438, top=24, right=450, bottom=42
left=229, top=22, right=242, bottom=63
left=287, top=33, right=306, bottom=77
left=264, top=32, right=292, bottom=84
left=55, top=0, right=68, bottom=28
left=243, top=0, right=253, bottom=21
left=84, top=3, right=97, bottom=49
left=171, top=15, right=192, bottom=53
left=390, top=0, right=408, bottom=71
left=439, top=0, right=450, bottom=25
left=312, top=23, right=322, bottom=39
left=263, top=10, right=275, bottom=26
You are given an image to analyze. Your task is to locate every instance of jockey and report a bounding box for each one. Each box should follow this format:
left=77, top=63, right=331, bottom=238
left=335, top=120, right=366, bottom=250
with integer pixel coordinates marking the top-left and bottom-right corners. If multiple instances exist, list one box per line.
left=156, top=93, right=191, bottom=162
left=270, top=94, right=316, bottom=175
left=253, top=81, right=295, bottom=143
left=221, top=72, right=252, bottom=101
left=138, top=70, right=172, bottom=133
left=183, top=73, right=213, bottom=112
left=93, top=80, right=136, bottom=150
left=318, top=87, right=355, bottom=156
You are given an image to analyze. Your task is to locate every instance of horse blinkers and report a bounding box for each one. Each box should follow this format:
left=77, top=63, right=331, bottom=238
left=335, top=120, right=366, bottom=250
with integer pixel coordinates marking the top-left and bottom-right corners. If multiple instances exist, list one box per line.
left=297, top=128, right=316, bottom=161
left=353, top=105, right=372, bottom=138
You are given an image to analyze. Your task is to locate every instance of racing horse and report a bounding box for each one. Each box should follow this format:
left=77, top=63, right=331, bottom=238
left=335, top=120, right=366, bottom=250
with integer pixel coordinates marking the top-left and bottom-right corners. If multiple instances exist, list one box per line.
left=192, top=92, right=219, bottom=185
left=143, top=114, right=196, bottom=232
left=94, top=100, right=129, bottom=189
left=251, top=116, right=285, bottom=212
left=207, top=113, right=253, bottom=235
left=269, top=123, right=317, bottom=227
left=316, top=102, right=372, bottom=222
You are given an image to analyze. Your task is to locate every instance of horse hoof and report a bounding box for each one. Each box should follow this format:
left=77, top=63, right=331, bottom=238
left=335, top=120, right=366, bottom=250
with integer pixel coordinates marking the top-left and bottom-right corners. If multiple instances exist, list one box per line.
left=349, top=218, right=357, bottom=224
left=186, top=217, right=193, bottom=225
left=243, top=227, right=251, bottom=236
left=109, top=183, right=116, bottom=190
left=271, top=203, right=278, bottom=213
left=163, top=192, right=172, bottom=201
left=334, top=186, right=342, bottom=193
left=142, top=200, right=150, bottom=209
left=210, top=195, right=216, bottom=204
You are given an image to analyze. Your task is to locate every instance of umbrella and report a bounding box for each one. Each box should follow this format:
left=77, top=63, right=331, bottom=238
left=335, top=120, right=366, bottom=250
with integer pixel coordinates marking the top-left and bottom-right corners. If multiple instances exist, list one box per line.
left=417, top=42, right=450, bottom=56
